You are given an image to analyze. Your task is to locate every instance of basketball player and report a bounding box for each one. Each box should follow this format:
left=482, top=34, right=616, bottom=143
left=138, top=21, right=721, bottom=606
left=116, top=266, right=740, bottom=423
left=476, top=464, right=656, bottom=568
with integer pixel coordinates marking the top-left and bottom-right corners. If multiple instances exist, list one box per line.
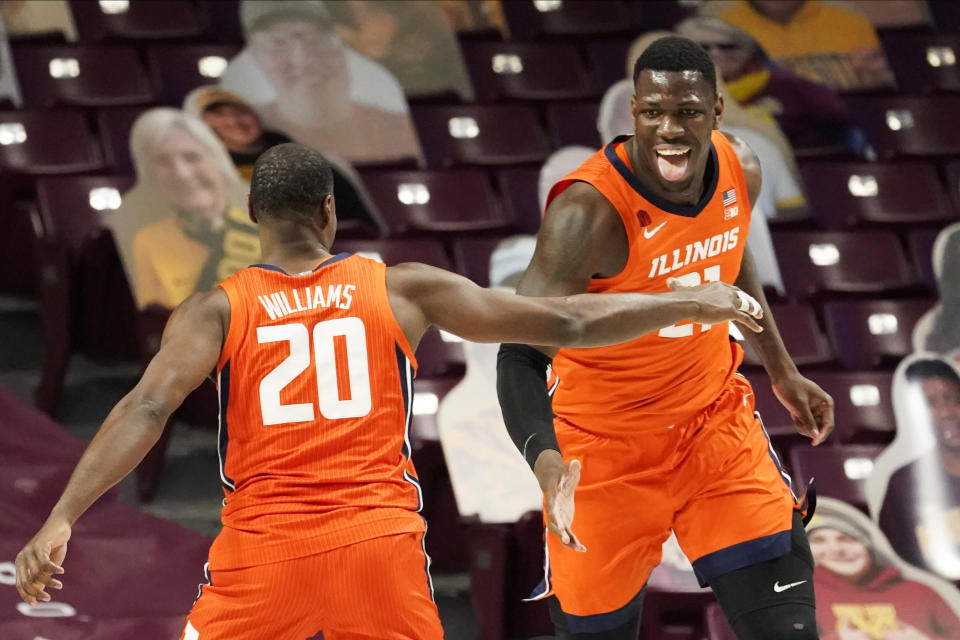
left=497, top=37, right=834, bottom=639
left=15, top=143, right=765, bottom=639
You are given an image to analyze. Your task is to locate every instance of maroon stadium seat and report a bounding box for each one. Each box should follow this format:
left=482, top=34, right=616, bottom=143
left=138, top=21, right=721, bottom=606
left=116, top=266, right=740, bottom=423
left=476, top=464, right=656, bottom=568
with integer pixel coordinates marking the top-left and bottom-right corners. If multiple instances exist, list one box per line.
left=97, top=106, right=149, bottom=174
left=496, top=166, right=544, bottom=235
left=0, top=110, right=103, bottom=293
left=789, top=444, right=884, bottom=510
left=461, top=41, right=597, bottom=102
left=881, top=33, right=960, bottom=94
left=411, top=104, right=552, bottom=168
left=32, top=175, right=138, bottom=414
left=704, top=602, right=738, bottom=640
left=452, top=235, right=513, bottom=288
left=358, top=168, right=511, bottom=236
left=585, top=39, right=633, bottom=99
left=771, top=230, right=917, bottom=298
left=741, top=302, right=833, bottom=368
left=822, top=298, right=936, bottom=369
left=0, top=109, right=103, bottom=175
left=815, top=371, right=896, bottom=443
left=908, top=226, right=946, bottom=294
left=798, top=161, right=955, bottom=228
left=546, top=100, right=603, bottom=149
left=332, top=238, right=451, bottom=269
left=845, top=96, right=960, bottom=158
left=70, top=0, right=203, bottom=41
left=146, top=44, right=242, bottom=106
left=501, top=0, right=635, bottom=39
left=11, top=44, right=154, bottom=108
left=945, top=159, right=960, bottom=212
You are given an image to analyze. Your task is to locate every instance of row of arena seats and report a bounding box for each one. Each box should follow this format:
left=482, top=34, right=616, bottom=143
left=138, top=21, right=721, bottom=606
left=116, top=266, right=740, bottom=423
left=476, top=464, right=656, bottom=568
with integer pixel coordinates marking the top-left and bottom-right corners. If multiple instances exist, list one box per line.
left=35, top=0, right=960, bottom=45
left=8, top=31, right=960, bottom=113
left=6, top=98, right=960, bottom=178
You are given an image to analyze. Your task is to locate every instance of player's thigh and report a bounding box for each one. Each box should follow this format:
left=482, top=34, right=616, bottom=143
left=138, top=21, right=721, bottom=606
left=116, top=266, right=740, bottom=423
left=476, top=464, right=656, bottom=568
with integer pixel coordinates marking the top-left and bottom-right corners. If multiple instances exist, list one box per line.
left=180, top=560, right=318, bottom=640
left=321, top=531, right=442, bottom=640
left=709, top=513, right=817, bottom=640
left=673, top=388, right=797, bottom=584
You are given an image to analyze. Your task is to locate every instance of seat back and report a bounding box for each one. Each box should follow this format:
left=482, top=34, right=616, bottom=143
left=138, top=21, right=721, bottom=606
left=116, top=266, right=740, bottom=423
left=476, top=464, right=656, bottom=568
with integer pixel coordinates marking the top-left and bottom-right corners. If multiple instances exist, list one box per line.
left=461, top=41, right=596, bottom=102
left=823, top=298, right=936, bottom=369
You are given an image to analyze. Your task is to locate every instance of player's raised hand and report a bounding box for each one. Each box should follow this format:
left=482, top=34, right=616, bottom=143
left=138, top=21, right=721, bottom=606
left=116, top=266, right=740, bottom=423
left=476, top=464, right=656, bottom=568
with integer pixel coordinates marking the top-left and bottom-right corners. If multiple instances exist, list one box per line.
left=666, top=278, right=763, bottom=333
left=534, top=450, right=586, bottom=552
left=772, top=372, right=835, bottom=446
left=15, top=518, right=70, bottom=606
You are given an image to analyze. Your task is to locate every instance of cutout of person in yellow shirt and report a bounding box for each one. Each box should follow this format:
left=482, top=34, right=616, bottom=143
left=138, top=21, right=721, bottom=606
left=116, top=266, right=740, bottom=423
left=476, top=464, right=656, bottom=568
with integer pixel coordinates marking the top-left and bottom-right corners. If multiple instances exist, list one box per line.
left=719, top=0, right=895, bottom=90
left=107, top=108, right=260, bottom=310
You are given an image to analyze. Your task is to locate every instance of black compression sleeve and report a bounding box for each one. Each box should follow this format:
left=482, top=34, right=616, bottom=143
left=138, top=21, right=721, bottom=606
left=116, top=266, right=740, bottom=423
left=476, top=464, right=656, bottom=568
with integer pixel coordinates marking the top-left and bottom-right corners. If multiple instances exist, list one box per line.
left=496, top=343, right=560, bottom=470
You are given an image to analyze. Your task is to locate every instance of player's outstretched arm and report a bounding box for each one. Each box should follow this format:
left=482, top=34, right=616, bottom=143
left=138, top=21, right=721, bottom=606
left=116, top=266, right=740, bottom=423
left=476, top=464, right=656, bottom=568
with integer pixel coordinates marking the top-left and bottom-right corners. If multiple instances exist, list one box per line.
left=387, top=261, right=762, bottom=349
left=14, top=288, right=228, bottom=606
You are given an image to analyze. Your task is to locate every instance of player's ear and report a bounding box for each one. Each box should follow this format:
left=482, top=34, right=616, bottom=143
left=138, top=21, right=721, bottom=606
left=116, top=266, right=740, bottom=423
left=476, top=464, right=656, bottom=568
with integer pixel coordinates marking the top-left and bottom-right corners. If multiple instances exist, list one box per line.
left=713, top=91, right=724, bottom=130
left=247, top=194, right=258, bottom=224
left=323, top=193, right=336, bottom=226
left=630, top=93, right=639, bottom=121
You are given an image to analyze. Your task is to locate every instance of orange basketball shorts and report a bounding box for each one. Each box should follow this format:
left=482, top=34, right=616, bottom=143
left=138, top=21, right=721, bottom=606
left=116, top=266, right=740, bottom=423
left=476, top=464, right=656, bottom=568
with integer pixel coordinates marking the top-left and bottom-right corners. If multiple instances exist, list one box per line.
left=536, top=372, right=798, bottom=625
left=179, top=531, right=442, bottom=640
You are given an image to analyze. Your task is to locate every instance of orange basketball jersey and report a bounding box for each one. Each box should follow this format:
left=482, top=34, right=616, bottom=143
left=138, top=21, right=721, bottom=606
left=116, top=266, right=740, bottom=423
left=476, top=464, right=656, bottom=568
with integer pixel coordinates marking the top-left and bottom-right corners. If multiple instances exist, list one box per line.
left=546, top=131, right=751, bottom=432
left=207, top=254, right=425, bottom=570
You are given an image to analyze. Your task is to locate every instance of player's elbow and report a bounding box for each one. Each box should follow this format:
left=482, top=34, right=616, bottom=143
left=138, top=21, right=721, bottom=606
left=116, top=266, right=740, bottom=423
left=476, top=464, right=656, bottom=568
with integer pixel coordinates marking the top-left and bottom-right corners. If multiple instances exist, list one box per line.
left=553, top=303, right=589, bottom=347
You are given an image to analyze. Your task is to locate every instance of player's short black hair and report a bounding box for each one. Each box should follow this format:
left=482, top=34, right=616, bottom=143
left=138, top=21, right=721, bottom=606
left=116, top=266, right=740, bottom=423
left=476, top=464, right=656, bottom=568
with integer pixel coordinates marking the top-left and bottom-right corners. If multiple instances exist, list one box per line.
left=249, top=143, right=334, bottom=225
left=632, top=35, right=717, bottom=94
left=905, top=358, right=960, bottom=384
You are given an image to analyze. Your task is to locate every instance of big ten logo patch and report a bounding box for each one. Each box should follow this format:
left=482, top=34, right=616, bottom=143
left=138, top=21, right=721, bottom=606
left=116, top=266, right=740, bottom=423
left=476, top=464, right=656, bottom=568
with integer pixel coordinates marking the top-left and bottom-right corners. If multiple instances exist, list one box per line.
left=636, top=210, right=652, bottom=227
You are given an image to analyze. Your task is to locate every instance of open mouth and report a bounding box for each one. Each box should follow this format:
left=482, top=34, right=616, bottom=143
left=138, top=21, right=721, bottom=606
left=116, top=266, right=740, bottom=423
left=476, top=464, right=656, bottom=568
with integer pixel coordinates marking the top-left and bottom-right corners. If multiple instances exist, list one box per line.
left=655, top=147, right=692, bottom=183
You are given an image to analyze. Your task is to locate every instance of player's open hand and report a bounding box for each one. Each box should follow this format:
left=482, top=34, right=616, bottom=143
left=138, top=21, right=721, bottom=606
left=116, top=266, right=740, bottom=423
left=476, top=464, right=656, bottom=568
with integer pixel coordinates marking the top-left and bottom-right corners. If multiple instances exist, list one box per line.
left=772, top=372, right=835, bottom=446
left=534, top=450, right=586, bottom=552
left=667, top=279, right=763, bottom=333
left=15, top=518, right=70, bottom=606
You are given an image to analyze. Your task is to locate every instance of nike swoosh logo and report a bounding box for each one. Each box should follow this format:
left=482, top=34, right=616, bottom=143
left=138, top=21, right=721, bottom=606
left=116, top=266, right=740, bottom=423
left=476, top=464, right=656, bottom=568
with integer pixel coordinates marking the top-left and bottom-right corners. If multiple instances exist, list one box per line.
left=773, top=580, right=807, bottom=593
left=643, top=222, right=667, bottom=239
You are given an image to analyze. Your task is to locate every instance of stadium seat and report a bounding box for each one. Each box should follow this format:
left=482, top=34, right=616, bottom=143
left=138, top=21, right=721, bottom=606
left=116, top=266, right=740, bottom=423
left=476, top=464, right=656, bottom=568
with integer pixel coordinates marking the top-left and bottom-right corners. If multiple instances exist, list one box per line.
left=461, top=41, right=597, bottom=102
left=789, top=444, right=884, bottom=510
left=146, top=44, right=242, bottom=106
left=822, top=298, right=936, bottom=369
left=500, top=0, right=635, bottom=39
left=845, top=96, right=960, bottom=158
left=12, top=44, right=154, bottom=108
left=741, top=302, right=833, bottom=368
left=771, top=230, right=918, bottom=298
left=97, top=106, right=149, bottom=174
left=32, top=175, right=138, bottom=414
left=908, top=226, right=945, bottom=294
left=411, top=104, right=552, bottom=169
left=414, top=329, right=466, bottom=381
left=881, top=33, right=960, bottom=94
left=797, top=161, right=955, bottom=228
left=0, top=110, right=104, bottom=293
left=70, top=0, right=203, bottom=41
left=357, top=168, right=512, bottom=236
left=332, top=238, right=452, bottom=269
left=195, top=0, right=244, bottom=44
left=584, top=39, right=633, bottom=100
left=0, top=109, right=103, bottom=175
left=546, top=100, right=603, bottom=149
left=452, top=235, right=513, bottom=288
left=815, top=371, right=896, bottom=443
left=496, top=166, right=544, bottom=234
left=945, top=159, right=960, bottom=212
left=704, top=602, right=737, bottom=640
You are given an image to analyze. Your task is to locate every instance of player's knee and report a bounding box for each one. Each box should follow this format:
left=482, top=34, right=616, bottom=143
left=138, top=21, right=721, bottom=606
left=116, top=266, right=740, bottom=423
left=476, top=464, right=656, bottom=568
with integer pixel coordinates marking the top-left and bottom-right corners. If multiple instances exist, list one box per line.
left=731, top=603, right=819, bottom=640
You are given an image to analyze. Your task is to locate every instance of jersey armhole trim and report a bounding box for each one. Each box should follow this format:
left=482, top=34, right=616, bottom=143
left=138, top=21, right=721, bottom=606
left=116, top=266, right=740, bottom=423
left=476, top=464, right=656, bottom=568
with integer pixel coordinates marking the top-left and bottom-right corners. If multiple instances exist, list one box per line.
left=217, top=279, right=245, bottom=372
left=374, top=260, right=419, bottom=373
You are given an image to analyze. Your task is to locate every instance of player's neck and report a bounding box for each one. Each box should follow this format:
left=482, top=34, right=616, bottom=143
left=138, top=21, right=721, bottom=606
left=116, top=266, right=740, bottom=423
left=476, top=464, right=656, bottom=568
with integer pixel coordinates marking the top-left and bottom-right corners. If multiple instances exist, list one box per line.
left=259, top=223, right=334, bottom=274
left=626, top=137, right=706, bottom=206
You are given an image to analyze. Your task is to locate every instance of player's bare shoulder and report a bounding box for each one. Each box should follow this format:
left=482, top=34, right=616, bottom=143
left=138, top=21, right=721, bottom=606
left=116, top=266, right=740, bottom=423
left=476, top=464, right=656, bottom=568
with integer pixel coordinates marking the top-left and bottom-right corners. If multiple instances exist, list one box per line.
left=167, top=287, right=231, bottom=345
left=534, top=180, right=628, bottom=286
